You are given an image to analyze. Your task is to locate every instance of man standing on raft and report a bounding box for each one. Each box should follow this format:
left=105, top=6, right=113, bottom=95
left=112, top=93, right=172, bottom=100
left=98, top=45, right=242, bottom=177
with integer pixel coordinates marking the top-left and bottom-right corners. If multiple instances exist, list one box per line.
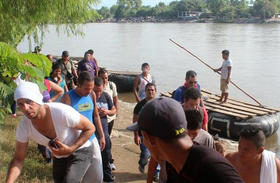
left=214, top=50, right=232, bottom=103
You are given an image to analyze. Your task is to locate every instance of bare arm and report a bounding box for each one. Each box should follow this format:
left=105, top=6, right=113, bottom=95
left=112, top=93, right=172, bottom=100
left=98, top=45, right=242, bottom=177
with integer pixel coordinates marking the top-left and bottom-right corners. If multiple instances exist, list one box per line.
left=226, top=66, right=232, bottom=84
left=147, top=157, right=158, bottom=183
left=102, top=106, right=116, bottom=116
left=48, top=80, right=64, bottom=102
left=133, top=76, right=141, bottom=102
left=60, top=93, right=71, bottom=105
left=91, top=92, right=105, bottom=151
left=6, top=141, right=28, bottom=183
left=133, top=113, right=141, bottom=145
left=64, top=84, right=68, bottom=92
left=72, top=66, right=78, bottom=79
left=51, top=114, right=95, bottom=156
left=275, top=157, right=280, bottom=183
left=214, top=67, right=222, bottom=72
left=113, top=96, right=119, bottom=115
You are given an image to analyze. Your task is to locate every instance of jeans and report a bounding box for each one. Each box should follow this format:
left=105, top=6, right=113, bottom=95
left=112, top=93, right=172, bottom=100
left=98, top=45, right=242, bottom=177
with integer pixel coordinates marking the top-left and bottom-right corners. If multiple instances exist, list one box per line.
left=108, top=120, right=114, bottom=164
left=101, top=136, right=114, bottom=182
left=139, top=136, right=151, bottom=168
left=108, top=120, right=114, bottom=136
left=53, top=145, right=93, bottom=183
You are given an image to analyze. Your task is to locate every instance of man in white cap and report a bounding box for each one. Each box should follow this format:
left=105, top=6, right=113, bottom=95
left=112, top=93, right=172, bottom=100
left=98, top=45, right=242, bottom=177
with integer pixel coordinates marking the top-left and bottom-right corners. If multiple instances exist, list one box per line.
left=6, top=81, right=96, bottom=183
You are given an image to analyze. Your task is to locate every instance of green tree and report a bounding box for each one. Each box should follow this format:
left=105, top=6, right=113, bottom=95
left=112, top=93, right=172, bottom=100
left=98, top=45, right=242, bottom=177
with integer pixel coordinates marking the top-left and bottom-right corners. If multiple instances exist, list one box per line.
left=206, top=0, right=230, bottom=16
left=114, top=0, right=142, bottom=18
left=110, top=4, right=119, bottom=16
left=0, top=42, right=52, bottom=123
left=253, top=0, right=277, bottom=18
left=136, top=6, right=153, bottom=17
left=98, top=6, right=112, bottom=19
left=232, top=0, right=250, bottom=18
left=0, top=0, right=100, bottom=47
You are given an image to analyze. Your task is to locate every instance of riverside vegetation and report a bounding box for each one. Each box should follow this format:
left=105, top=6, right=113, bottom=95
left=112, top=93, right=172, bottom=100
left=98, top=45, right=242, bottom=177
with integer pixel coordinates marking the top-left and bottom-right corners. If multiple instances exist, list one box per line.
left=96, top=0, right=280, bottom=23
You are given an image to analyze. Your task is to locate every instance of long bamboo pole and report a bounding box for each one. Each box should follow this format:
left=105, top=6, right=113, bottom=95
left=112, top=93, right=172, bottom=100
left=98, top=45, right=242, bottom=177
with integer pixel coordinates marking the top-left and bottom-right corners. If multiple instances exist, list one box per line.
left=169, top=38, right=262, bottom=106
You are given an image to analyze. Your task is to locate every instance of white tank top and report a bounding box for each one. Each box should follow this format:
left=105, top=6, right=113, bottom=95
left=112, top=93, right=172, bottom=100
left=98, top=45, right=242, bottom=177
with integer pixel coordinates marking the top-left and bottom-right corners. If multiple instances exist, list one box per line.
left=138, top=74, right=153, bottom=100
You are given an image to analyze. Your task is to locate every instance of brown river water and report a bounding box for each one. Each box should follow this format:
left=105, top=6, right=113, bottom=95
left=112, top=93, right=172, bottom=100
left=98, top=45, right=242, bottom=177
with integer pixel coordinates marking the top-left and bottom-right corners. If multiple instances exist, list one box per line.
left=18, top=23, right=280, bottom=156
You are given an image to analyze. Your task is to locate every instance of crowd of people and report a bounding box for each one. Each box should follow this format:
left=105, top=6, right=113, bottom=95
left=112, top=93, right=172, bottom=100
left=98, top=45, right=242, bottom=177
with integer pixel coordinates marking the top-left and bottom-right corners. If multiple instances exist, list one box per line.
left=5, top=48, right=280, bottom=183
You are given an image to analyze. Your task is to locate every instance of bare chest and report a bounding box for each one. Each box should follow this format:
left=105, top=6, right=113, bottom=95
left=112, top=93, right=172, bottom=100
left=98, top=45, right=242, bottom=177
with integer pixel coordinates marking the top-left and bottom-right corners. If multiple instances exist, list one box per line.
left=32, top=113, right=57, bottom=139
left=236, top=164, right=261, bottom=183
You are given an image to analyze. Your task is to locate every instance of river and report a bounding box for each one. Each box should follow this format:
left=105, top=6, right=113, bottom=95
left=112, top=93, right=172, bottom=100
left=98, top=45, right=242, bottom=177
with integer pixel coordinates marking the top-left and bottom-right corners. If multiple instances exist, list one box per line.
left=17, top=23, right=280, bottom=156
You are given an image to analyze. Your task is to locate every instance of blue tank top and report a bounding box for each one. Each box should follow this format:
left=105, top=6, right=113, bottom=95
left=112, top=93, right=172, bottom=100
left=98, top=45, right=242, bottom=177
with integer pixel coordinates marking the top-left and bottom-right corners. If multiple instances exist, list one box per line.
left=68, top=89, right=96, bottom=140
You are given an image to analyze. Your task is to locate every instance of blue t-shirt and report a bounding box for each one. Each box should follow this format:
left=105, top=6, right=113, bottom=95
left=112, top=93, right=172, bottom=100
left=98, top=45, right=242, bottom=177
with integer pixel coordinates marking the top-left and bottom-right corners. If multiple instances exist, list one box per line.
left=48, top=76, right=66, bottom=102
left=96, top=92, right=113, bottom=139
left=173, top=83, right=201, bottom=103
left=68, top=89, right=96, bottom=140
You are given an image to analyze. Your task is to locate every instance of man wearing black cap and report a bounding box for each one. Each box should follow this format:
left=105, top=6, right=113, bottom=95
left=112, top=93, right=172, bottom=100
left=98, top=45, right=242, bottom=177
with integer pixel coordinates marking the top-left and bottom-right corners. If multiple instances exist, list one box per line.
left=214, top=50, right=232, bottom=103
left=57, top=51, right=78, bottom=90
left=127, top=97, right=244, bottom=183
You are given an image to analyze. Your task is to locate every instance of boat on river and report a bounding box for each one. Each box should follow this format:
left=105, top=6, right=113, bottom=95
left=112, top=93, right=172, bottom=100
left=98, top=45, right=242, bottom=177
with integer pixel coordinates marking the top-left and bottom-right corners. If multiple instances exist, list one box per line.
left=161, top=90, right=280, bottom=141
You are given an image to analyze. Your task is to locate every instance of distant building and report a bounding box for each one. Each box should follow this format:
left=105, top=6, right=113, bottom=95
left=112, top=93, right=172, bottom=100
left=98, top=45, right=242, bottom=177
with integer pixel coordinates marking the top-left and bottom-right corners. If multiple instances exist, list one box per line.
left=177, top=11, right=203, bottom=19
left=273, top=13, right=280, bottom=18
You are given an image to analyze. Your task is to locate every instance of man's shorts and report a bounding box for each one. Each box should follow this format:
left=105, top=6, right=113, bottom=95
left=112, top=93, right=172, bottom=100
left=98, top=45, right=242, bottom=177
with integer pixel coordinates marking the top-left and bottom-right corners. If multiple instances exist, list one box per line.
left=220, top=79, right=229, bottom=93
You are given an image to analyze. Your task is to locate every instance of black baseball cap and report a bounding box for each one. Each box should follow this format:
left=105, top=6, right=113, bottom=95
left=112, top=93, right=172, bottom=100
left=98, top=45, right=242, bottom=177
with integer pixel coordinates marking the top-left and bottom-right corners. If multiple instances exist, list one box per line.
left=127, top=97, right=187, bottom=139
left=62, top=51, right=69, bottom=57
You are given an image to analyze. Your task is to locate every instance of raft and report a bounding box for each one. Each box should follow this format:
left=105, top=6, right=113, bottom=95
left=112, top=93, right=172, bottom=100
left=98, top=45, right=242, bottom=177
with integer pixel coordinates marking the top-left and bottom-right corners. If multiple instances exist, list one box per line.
left=161, top=90, right=280, bottom=141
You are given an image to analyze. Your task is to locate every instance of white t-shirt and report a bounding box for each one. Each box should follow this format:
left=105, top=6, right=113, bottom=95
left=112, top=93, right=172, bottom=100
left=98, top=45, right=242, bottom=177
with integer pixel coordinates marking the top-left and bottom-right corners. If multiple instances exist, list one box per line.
left=221, top=59, right=232, bottom=79
left=103, top=81, right=117, bottom=122
left=16, top=102, right=91, bottom=158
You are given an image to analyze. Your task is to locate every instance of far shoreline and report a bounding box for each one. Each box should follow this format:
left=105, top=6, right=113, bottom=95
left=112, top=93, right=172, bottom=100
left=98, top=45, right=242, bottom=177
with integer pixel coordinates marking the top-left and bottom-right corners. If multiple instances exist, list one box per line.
left=93, top=17, right=280, bottom=24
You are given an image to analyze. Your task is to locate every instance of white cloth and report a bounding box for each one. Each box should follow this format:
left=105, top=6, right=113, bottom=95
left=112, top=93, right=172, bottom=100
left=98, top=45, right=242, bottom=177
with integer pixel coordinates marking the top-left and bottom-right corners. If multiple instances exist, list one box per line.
left=103, top=81, right=117, bottom=122
left=16, top=102, right=91, bottom=158
left=14, top=81, right=43, bottom=105
left=260, top=150, right=277, bottom=183
left=221, top=59, right=232, bottom=79
left=14, top=73, right=24, bottom=86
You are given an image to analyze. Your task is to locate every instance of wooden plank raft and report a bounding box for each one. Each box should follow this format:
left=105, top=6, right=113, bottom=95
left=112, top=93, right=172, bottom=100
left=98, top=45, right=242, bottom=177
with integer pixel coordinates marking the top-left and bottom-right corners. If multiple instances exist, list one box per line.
left=161, top=90, right=280, bottom=119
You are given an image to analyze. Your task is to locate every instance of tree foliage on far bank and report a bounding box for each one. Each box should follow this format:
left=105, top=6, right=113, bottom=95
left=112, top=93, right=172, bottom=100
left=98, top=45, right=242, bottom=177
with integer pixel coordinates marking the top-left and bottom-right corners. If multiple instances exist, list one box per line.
left=97, top=0, right=280, bottom=21
left=0, top=0, right=100, bottom=47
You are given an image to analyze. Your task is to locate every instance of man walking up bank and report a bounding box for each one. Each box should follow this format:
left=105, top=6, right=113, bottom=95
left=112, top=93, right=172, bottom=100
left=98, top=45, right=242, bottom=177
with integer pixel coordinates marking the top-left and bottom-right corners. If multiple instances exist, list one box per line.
left=6, top=81, right=95, bottom=183
left=61, top=71, right=105, bottom=183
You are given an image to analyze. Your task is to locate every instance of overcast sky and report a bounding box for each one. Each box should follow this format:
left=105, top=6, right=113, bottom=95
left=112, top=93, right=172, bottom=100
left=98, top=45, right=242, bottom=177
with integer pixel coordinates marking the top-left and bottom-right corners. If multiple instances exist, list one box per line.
left=95, top=0, right=174, bottom=8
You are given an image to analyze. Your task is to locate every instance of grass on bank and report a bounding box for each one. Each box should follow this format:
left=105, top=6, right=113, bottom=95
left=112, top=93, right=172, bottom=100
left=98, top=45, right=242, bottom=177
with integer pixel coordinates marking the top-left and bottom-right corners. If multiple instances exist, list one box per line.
left=0, top=115, right=52, bottom=183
